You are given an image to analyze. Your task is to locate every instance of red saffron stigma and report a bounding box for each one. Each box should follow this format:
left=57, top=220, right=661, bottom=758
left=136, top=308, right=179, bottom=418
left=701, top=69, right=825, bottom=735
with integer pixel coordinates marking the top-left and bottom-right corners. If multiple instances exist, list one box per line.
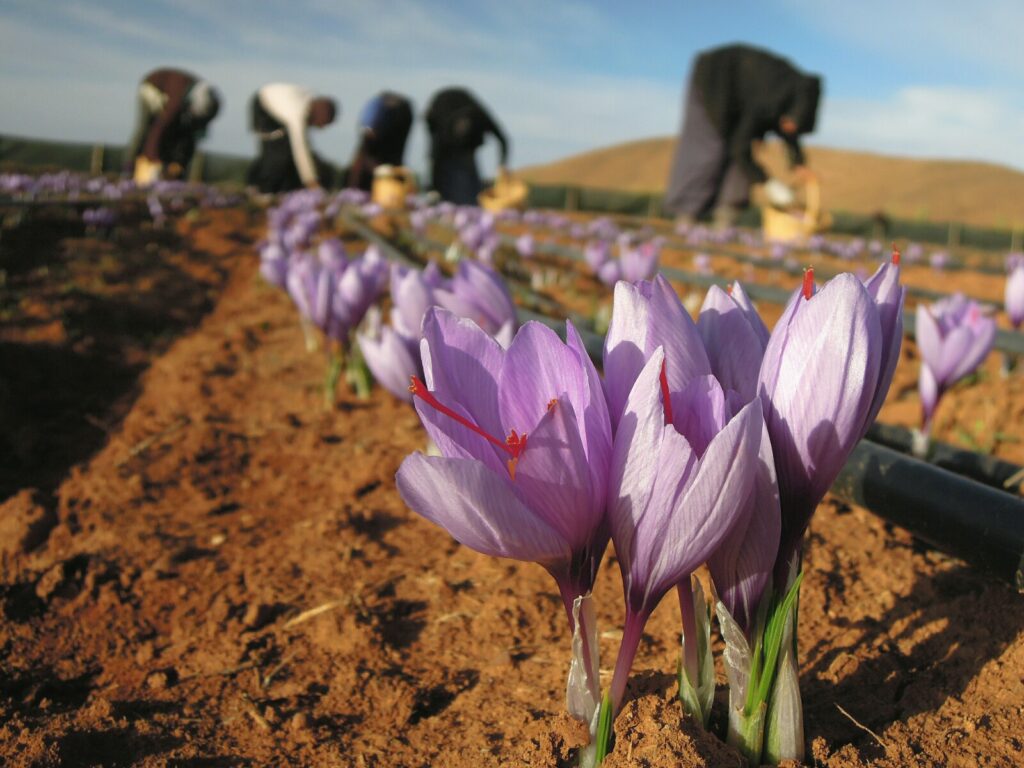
left=659, top=361, right=674, bottom=425
left=801, top=267, right=815, bottom=300
left=547, top=398, right=558, bottom=412
left=409, top=375, right=525, bottom=461
left=891, top=243, right=901, bottom=265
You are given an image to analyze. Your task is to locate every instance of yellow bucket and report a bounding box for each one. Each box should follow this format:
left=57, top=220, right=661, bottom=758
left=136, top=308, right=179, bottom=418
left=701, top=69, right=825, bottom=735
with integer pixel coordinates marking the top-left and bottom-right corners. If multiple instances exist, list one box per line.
left=762, top=177, right=830, bottom=244
left=372, top=165, right=417, bottom=210
left=479, top=171, right=528, bottom=212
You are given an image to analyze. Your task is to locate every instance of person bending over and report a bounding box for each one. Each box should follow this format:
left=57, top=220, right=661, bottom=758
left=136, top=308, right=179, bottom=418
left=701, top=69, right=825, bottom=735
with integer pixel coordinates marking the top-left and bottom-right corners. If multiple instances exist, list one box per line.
left=665, top=44, right=822, bottom=228
left=125, top=68, right=220, bottom=184
left=425, top=87, right=508, bottom=205
left=248, top=83, right=337, bottom=194
left=346, top=91, right=414, bottom=191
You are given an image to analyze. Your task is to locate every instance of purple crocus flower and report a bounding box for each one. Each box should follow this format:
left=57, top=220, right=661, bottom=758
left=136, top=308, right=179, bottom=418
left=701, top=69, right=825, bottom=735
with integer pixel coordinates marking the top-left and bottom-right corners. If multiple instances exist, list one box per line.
left=584, top=240, right=612, bottom=272
left=597, top=259, right=622, bottom=287
left=620, top=241, right=660, bottom=283
left=916, top=293, right=996, bottom=441
left=761, top=263, right=904, bottom=575
left=286, top=245, right=386, bottom=343
left=693, top=252, right=712, bottom=275
left=436, top=260, right=517, bottom=347
left=396, top=308, right=612, bottom=710
left=515, top=233, right=535, bottom=258
left=259, top=242, right=289, bottom=288
left=357, top=308, right=420, bottom=403
left=697, top=282, right=780, bottom=644
left=605, top=347, right=765, bottom=711
left=1006, top=262, right=1024, bottom=329
left=929, top=250, right=949, bottom=270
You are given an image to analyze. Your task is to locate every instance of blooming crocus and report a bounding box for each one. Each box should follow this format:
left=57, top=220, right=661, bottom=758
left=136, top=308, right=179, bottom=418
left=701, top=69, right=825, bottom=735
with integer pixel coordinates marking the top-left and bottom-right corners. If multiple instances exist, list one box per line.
left=597, top=260, right=622, bottom=287
left=396, top=308, right=612, bottom=743
left=753, top=258, right=904, bottom=763
left=620, top=241, right=659, bottom=283
left=436, top=260, right=517, bottom=347
left=915, top=293, right=996, bottom=450
left=585, top=240, right=612, bottom=272
left=1006, top=261, right=1024, bottom=329
left=515, top=233, right=535, bottom=258
left=693, top=252, right=712, bottom=275
left=259, top=241, right=289, bottom=288
left=605, top=347, right=764, bottom=715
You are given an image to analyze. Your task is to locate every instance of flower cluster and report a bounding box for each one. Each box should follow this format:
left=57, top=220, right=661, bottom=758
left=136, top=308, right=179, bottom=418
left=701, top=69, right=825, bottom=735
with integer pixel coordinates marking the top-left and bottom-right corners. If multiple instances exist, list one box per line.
left=396, top=254, right=904, bottom=765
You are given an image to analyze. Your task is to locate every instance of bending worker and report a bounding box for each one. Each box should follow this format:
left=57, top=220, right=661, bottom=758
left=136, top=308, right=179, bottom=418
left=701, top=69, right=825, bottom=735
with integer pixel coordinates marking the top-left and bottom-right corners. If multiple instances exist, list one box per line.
left=425, top=87, right=508, bottom=205
left=666, top=44, right=822, bottom=228
left=247, top=83, right=337, bottom=193
left=345, top=91, right=414, bottom=191
left=125, top=68, right=220, bottom=184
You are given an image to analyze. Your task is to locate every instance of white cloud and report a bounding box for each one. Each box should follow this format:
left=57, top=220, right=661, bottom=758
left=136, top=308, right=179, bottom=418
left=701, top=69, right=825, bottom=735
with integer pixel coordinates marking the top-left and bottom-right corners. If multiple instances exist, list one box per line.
left=818, top=86, right=1024, bottom=170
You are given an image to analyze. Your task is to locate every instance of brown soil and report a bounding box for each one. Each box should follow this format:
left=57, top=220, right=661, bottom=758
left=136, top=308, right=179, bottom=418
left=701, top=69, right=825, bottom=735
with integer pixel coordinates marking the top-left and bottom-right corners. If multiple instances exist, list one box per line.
left=518, top=137, right=1024, bottom=229
left=1, top=207, right=1022, bottom=767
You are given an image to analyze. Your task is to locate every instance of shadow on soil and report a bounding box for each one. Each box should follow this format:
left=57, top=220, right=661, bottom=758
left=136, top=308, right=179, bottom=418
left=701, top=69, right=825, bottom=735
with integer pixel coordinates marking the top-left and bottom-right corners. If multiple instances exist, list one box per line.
left=0, top=210, right=236, bottom=507
left=802, top=561, right=1024, bottom=761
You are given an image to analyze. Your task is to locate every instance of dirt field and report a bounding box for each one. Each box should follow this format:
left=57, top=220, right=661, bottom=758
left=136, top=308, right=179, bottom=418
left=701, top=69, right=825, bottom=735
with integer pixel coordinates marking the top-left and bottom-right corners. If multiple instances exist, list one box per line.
left=1, top=206, right=1021, bottom=767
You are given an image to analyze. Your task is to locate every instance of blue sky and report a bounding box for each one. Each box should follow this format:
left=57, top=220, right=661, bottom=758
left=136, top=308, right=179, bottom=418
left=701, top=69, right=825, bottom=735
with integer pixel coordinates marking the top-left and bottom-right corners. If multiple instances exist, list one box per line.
left=3, top=1, right=1024, bottom=175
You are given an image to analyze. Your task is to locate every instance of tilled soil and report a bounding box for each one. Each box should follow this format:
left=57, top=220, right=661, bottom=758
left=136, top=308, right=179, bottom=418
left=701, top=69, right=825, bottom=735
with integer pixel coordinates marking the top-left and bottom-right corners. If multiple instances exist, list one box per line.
left=1, top=209, right=1021, bottom=767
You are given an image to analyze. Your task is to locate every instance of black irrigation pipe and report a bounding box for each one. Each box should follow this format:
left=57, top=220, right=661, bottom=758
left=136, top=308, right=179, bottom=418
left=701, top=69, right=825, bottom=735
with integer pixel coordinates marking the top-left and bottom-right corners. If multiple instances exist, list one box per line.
left=866, top=422, right=1024, bottom=493
left=341, top=210, right=1024, bottom=590
left=833, top=441, right=1024, bottom=591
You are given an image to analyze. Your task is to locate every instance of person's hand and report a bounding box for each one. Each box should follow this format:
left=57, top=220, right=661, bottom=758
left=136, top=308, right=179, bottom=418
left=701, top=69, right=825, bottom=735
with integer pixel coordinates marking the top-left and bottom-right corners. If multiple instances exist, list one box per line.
left=793, top=165, right=817, bottom=184
left=304, top=180, right=322, bottom=191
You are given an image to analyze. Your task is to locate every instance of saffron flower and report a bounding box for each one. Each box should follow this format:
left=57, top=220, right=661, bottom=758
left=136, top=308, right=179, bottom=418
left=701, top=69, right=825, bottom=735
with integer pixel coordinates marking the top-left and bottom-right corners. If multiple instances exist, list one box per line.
left=915, top=293, right=996, bottom=452
left=605, top=347, right=765, bottom=719
left=358, top=261, right=517, bottom=402
left=396, top=308, right=612, bottom=751
left=749, top=257, right=904, bottom=763
left=620, top=241, right=660, bottom=283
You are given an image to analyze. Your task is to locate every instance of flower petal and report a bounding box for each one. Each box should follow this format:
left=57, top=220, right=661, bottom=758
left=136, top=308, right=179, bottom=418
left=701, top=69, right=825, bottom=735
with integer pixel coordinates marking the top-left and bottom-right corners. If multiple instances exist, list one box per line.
left=642, top=400, right=762, bottom=606
left=396, top=453, right=571, bottom=564
left=358, top=325, right=419, bottom=403
left=603, top=280, right=651, bottom=427
left=512, top=394, right=599, bottom=551
left=698, top=285, right=767, bottom=401
left=608, top=347, right=668, bottom=575
left=758, top=274, right=882, bottom=533
left=707, top=419, right=781, bottom=634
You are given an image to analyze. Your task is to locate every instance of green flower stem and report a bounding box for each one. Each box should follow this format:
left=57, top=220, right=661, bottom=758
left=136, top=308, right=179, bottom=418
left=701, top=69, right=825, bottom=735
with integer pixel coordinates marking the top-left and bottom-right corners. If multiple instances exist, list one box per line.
left=324, top=347, right=344, bottom=409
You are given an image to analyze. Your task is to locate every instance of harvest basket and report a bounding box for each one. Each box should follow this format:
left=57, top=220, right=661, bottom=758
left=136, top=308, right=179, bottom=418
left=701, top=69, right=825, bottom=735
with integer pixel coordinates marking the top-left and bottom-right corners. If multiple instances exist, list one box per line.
left=762, top=177, right=830, bottom=243
left=371, top=165, right=417, bottom=210
left=479, top=172, right=528, bottom=212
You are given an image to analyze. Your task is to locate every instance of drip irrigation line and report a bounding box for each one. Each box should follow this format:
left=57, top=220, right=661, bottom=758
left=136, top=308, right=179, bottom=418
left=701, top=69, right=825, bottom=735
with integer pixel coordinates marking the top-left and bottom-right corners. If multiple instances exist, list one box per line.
left=865, top=423, right=1024, bottom=493
left=833, top=440, right=1024, bottom=591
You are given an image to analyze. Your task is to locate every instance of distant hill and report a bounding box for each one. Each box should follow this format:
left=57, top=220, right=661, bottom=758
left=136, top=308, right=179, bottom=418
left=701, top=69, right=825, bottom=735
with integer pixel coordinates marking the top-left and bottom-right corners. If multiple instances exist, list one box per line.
left=517, top=138, right=1024, bottom=229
